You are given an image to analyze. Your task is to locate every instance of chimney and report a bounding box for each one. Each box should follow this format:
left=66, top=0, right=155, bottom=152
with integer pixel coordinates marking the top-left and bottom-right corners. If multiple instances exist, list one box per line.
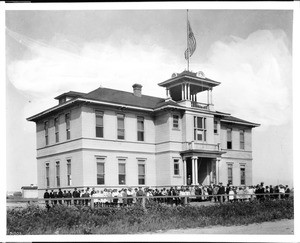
left=132, top=83, right=142, bottom=97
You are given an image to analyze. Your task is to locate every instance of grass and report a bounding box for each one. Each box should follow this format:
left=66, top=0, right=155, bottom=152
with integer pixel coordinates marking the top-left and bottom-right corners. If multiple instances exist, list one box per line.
left=7, top=198, right=294, bottom=234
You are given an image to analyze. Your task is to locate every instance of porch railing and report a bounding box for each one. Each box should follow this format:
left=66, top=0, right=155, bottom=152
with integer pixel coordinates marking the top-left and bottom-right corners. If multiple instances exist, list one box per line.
left=183, top=141, right=220, bottom=151
left=191, top=101, right=209, bottom=110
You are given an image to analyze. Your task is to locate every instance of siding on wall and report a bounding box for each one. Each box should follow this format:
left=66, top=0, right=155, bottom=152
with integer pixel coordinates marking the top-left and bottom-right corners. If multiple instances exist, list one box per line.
left=35, top=106, right=82, bottom=149
left=81, top=105, right=155, bottom=143
left=183, top=111, right=214, bottom=144
left=82, top=150, right=156, bottom=187
left=155, top=153, right=172, bottom=185
left=218, top=159, right=252, bottom=186
left=169, top=152, right=184, bottom=186
left=220, top=124, right=252, bottom=151
left=37, top=150, right=83, bottom=198
left=35, top=100, right=256, bottom=197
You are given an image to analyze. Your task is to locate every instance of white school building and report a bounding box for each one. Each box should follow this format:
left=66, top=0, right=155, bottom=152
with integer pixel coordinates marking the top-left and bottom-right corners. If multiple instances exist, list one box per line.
left=27, top=70, right=260, bottom=197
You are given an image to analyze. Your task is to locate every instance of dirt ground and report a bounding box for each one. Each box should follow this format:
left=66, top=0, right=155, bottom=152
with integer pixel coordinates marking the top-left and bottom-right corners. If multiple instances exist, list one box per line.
left=155, top=219, right=294, bottom=234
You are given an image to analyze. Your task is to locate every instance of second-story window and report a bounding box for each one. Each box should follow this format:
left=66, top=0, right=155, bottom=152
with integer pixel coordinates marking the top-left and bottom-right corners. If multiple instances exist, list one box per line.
left=65, top=113, right=70, bottom=140
left=240, top=130, right=245, bottom=150
left=44, top=121, right=49, bottom=145
left=56, top=161, right=60, bottom=187
left=117, top=114, right=125, bottom=140
left=214, top=120, right=218, bottom=134
left=137, top=116, right=144, bottom=141
left=95, top=111, right=104, bottom=138
left=173, top=115, right=179, bottom=129
left=194, top=116, right=206, bottom=142
left=54, top=117, right=59, bottom=143
left=227, top=128, right=232, bottom=149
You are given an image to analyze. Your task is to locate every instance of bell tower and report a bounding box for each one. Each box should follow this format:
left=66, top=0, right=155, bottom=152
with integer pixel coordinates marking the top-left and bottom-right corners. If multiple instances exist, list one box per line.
left=158, top=70, right=220, bottom=110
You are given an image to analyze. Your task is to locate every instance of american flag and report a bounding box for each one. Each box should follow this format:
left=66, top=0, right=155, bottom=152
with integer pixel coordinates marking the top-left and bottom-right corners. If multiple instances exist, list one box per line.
left=184, top=20, right=196, bottom=60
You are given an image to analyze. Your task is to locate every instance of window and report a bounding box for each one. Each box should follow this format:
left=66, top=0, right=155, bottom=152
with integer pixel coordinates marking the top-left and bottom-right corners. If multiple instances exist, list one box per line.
left=173, top=115, right=179, bottom=129
left=118, top=160, right=126, bottom=185
left=174, top=159, right=180, bottom=175
left=46, top=163, right=50, bottom=187
left=227, top=164, right=233, bottom=185
left=137, top=116, right=144, bottom=141
left=54, top=117, right=59, bottom=143
left=194, top=116, right=207, bottom=141
left=67, top=159, right=72, bottom=186
left=96, top=158, right=105, bottom=185
left=44, top=121, right=49, bottom=145
left=117, top=114, right=125, bottom=139
left=214, top=120, right=218, bottom=134
left=95, top=111, right=104, bottom=138
left=227, top=129, right=232, bottom=149
left=65, top=113, right=70, bottom=140
left=240, top=165, right=246, bottom=185
left=240, top=130, right=245, bottom=150
left=56, top=161, right=60, bottom=187
left=138, top=163, right=145, bottom=185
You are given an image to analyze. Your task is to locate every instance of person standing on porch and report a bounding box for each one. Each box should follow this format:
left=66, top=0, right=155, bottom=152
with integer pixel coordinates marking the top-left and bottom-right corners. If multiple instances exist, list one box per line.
left=187, top=174, right=192, bottom=185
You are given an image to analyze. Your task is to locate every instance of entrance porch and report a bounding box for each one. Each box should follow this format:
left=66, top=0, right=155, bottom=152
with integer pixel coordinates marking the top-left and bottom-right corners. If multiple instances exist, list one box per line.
left=181, top=150, right=225, bottom=186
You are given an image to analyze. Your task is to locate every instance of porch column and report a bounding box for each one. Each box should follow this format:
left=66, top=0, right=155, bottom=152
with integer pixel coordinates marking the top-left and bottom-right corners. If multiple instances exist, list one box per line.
left=216, top=158, right=220, bottom=184
left=181, top=84, right=184, bottom=100
left=187, top=83, right=190, bottom=100
left=209, top=160, right=213, bottom=184
left=183, top=158, right=187, bottom=186
left=194, top=156, right=198, bottom=185
left=192, top=157, right=195, bottom=185
left=210, top=88, right=213, bottom=104
left=207, top=89, right=210, bottom=104
left=166, top=88, right=170, bottom=98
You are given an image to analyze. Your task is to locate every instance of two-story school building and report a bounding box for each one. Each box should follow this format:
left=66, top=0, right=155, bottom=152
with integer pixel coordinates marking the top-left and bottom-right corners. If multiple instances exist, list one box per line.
left=27, top=70, right=259, bottom=197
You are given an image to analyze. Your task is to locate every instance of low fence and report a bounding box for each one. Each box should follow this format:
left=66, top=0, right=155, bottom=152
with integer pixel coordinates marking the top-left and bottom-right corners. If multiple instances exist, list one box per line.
left=7, top=192, right=293, bottom=209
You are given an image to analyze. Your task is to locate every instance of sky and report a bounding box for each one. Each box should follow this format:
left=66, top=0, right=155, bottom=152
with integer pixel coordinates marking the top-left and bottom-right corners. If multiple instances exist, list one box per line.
left=5, top=8, right=294, bottom=192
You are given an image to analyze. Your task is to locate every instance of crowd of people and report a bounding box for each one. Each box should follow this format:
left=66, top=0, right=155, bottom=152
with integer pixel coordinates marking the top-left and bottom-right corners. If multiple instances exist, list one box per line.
left=43, top=182, right=292, bottom=209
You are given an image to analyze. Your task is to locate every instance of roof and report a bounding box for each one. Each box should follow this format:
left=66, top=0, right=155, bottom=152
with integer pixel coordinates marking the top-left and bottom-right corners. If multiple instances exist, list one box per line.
left=54, top=91, right=86, bottom=100
left=21, top=186, right=38, bottom=190
left=158, top=70, right=220, bottom=88
left=82, top=87, right=165, bottom=109
left=27, top=98, right=80, bottom=121
left=27, top=86, right=259, bottom=128
left=221, top=115, right=260, bottom=127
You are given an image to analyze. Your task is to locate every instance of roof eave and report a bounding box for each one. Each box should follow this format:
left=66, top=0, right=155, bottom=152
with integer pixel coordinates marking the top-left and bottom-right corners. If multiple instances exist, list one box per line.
left=26, top=99, right=80, bottom=122
left=158, top=75, right=221, bottom=87
left=221, top=119, right=260, bottom=127
left=77, top=98, right=154, bottom=112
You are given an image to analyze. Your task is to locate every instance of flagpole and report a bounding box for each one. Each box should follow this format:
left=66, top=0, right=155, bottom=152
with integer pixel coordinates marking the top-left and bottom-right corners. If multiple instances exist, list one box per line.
left=187, top=9, right=189, bottom=71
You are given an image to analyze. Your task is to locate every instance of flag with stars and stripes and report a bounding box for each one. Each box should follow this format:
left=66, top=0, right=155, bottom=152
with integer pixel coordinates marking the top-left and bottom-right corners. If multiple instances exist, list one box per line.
left=184, top=20, right=196, bottom=60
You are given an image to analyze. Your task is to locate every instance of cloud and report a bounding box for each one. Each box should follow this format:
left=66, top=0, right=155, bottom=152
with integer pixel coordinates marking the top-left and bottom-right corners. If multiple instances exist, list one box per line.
left=195, top=29, right=292, bottom=127
left=7, top=29, right=292, bottom=129
left=7, top=31, right=183, bottom=122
